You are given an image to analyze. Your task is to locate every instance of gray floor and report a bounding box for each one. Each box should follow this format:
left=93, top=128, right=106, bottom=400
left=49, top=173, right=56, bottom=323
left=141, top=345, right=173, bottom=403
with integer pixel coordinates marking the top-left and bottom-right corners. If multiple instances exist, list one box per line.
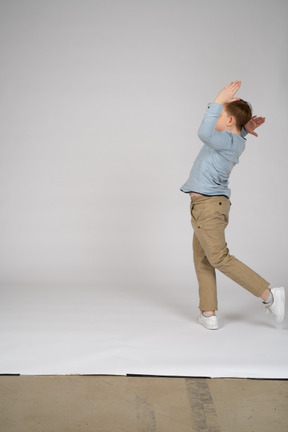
left=1, top=375, right=288, bottom=432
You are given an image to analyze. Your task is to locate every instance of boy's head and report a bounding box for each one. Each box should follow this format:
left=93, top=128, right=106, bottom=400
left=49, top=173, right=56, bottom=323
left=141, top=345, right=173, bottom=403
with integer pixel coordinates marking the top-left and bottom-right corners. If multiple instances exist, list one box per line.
left=216, top=99, right=252, bottom=133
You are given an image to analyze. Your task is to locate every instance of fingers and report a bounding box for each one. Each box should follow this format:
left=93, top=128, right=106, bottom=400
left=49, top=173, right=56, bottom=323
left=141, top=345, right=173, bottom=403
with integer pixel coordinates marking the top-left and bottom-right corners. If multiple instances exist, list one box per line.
left=227, top=81, right=241, bottom=88
left=227, top=81, right=241, bottom=90
left=226, top=81, right=241, bottom=97
left=254, top=117, right=266, bottom=126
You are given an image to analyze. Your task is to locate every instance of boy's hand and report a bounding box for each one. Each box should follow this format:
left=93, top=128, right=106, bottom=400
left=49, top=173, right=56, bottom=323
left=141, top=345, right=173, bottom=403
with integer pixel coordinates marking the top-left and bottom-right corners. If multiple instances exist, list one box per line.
left=214, top=81, right=241, bottom=105
left=244, top=116, right=266, bottom=137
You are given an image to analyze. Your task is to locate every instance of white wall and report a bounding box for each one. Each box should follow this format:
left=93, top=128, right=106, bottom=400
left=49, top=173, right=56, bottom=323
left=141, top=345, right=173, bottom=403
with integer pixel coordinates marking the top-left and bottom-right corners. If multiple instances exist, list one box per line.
left=0, top=0, right=287, bottom=290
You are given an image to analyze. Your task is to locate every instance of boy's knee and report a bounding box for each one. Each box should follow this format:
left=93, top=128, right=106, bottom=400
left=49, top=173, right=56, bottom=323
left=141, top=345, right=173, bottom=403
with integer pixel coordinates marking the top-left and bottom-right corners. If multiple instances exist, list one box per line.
left=207, top=249, right=231, bottom=269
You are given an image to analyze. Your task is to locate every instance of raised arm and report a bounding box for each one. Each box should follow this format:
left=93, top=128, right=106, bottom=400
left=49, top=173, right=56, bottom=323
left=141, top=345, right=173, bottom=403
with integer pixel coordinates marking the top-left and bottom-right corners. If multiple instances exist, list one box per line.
left=198, top=81, right=242, bottom=150
left=198, top=104, right=233, bottom=150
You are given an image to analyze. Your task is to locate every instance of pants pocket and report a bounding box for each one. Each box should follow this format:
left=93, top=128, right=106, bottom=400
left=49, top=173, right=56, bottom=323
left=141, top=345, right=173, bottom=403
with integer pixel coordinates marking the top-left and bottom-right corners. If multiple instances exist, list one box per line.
left=190, top=202, right=199, bottom=221
left=215, top=199, right=230, bottom=225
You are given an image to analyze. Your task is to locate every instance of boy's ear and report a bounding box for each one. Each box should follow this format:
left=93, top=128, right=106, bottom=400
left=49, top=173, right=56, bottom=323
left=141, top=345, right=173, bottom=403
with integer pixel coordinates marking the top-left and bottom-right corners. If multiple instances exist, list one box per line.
left=228, top=115, right=236, bottom=126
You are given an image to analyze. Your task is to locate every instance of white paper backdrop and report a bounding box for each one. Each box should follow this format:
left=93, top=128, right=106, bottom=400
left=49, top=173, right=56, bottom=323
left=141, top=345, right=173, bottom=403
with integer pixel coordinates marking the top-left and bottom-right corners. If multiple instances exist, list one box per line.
left=0, top=0, right=287, bottom=292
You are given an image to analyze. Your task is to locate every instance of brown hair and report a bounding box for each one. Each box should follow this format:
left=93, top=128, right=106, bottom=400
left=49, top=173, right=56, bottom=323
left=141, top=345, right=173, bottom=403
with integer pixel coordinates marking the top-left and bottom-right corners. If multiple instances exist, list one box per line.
left=225, top=99, right=252, bottom=130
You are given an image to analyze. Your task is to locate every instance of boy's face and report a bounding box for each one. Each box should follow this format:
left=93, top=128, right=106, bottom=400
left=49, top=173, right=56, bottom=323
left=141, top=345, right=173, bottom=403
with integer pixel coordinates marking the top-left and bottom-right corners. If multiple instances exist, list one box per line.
left=215, top=107, right=232, bottom=132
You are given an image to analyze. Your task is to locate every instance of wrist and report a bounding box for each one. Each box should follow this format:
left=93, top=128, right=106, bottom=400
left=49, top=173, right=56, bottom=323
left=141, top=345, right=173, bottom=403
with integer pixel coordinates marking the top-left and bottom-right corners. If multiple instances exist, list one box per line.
left=213, top=98, right=225, bottom=105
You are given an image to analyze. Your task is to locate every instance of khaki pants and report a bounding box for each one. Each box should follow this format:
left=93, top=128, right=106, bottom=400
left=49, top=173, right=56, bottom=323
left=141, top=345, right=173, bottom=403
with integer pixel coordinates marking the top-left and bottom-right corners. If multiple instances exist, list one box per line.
left=190, top=195, right=269, bottom=311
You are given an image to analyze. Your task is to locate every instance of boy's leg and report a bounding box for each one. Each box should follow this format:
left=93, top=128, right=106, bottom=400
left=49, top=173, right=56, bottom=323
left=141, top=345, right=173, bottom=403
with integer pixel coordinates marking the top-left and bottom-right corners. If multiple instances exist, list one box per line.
left=192, top=196, right=270, bottom=297
left=193, top=232, right=218, bottom=311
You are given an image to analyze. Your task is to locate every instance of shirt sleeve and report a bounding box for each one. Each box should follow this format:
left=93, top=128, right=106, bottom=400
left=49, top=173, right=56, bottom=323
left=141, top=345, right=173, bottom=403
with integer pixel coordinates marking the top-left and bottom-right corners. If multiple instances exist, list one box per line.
left=198, top=103, right=241, bottom=151
left=241, top=127, right=248, bottom=138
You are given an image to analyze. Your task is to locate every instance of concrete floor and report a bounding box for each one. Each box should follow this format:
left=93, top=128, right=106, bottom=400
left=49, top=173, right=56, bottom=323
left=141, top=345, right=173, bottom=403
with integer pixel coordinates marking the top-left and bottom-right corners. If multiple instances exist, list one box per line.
left=0, top=376, right=288, bottom=431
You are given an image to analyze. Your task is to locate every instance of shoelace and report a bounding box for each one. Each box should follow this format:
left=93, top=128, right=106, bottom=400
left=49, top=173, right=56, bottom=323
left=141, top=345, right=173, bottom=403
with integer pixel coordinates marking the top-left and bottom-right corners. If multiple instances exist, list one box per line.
left=264, top=304, right=273, bottom=315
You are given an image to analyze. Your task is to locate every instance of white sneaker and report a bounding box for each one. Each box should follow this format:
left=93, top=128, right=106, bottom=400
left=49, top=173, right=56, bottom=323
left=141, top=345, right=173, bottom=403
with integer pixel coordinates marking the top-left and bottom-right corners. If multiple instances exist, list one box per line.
left=264, top=287, right=285, bottom=324
left=198, top=313, right=219, bottom=330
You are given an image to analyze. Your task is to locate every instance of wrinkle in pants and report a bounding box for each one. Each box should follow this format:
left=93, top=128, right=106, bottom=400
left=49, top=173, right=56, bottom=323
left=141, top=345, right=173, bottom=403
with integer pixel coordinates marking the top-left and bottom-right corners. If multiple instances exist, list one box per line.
left=190, top=196, right=269, bottom=311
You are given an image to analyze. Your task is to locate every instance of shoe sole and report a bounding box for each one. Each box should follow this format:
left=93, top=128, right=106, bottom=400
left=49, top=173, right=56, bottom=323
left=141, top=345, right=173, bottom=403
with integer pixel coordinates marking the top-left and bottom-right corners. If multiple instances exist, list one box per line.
left=271, top=287, right=285, bottom=323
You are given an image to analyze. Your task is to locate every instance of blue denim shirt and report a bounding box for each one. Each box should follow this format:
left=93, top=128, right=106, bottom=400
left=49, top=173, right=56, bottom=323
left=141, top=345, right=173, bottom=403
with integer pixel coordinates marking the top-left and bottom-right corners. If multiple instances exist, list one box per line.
left=180, top=103, right=247, bottom=198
